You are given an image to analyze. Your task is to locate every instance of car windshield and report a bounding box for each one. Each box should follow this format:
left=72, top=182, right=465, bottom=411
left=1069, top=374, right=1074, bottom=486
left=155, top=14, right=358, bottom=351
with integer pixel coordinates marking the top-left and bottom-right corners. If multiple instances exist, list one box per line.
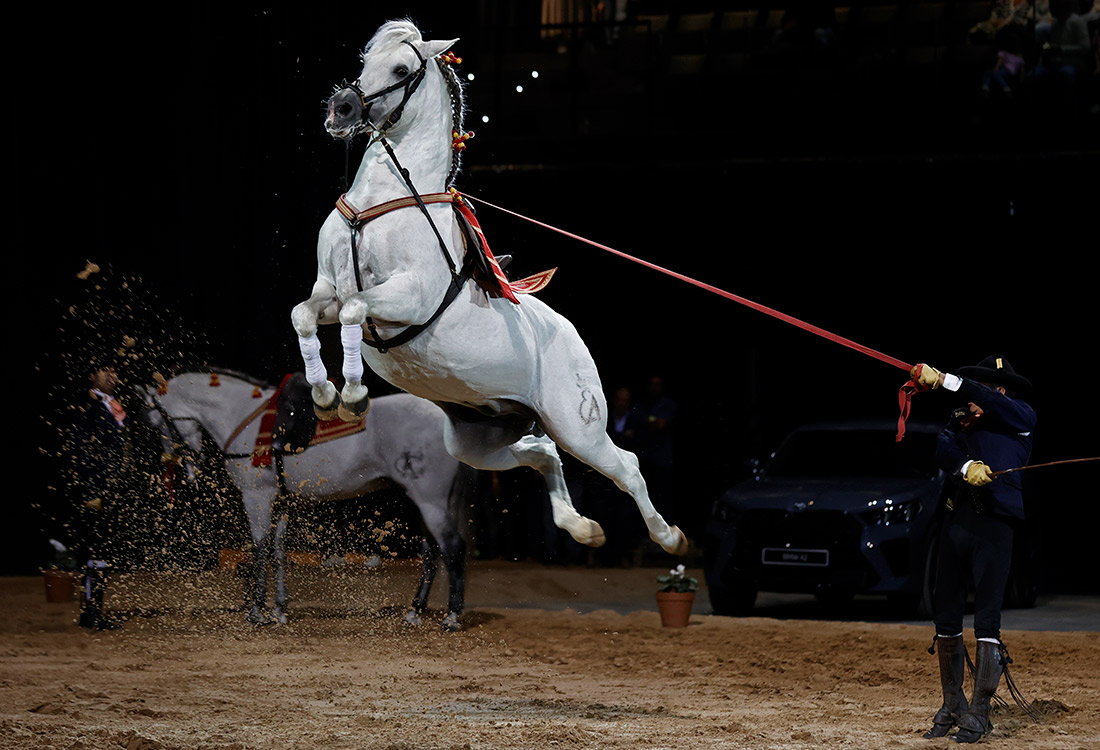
left=763, top=428, right=938, bottom=479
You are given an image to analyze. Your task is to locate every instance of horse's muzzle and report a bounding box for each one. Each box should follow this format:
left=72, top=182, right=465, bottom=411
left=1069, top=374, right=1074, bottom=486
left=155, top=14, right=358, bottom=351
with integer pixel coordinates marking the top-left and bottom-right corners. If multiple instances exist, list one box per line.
left=325, top=87, right=366, bottom=138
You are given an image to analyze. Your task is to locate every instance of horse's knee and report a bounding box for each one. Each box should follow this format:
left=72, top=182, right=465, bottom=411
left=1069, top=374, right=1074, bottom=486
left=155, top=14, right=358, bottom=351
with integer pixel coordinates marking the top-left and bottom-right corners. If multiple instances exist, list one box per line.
left=339, top=297, right=368, bottom=325
left=291, top=302, right=319, bottom=338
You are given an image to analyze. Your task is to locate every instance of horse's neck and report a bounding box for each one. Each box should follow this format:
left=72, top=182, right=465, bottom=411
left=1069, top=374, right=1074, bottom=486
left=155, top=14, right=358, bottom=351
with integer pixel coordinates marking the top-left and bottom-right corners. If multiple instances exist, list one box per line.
left=347, top=82, right=452, bottom=204
left=172, top=378, right=269, bottom=451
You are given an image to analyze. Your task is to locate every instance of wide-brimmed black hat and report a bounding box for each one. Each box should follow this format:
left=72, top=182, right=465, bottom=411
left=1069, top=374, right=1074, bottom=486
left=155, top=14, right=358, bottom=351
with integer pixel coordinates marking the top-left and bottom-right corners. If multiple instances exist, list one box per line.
left=957, top=354, right=1032, bottom=394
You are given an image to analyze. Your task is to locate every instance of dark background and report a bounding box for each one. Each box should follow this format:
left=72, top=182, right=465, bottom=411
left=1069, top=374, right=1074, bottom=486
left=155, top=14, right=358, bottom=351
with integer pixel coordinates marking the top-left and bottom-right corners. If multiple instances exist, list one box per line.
left=9, top=2, right=1098, bottom=591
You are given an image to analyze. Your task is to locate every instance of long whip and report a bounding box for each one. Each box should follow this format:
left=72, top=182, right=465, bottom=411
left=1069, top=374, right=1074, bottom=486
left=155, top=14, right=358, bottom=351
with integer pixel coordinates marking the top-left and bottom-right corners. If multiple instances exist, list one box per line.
left=991, top=457, right=1100, bottom=478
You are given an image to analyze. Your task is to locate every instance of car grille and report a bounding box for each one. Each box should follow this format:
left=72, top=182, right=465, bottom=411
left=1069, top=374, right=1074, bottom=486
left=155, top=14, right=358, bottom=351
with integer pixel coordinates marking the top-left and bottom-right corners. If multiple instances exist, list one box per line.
left=727, top=508, right=877, bottom=590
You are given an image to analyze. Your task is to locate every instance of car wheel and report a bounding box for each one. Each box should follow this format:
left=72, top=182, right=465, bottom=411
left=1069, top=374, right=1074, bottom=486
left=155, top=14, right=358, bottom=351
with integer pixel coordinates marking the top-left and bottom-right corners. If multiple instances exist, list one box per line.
left=708, top=581, right=757, bottom=616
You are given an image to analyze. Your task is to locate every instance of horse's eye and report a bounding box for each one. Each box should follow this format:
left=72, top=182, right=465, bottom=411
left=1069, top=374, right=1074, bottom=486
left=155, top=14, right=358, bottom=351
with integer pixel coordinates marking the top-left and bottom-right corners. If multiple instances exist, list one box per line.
left=394, top=65, right=409, bottom=78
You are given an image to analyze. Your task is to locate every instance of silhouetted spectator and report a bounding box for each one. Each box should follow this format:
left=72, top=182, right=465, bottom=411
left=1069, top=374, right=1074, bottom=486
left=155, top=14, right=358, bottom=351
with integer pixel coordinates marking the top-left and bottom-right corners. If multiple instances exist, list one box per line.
left=1028, top=0, right=1092, bottom=118
left=970, top=0, right=1037, bottom=45
left=637, top=375, right=679, bottom=531
left=981, top=31, right=1028, bottom=98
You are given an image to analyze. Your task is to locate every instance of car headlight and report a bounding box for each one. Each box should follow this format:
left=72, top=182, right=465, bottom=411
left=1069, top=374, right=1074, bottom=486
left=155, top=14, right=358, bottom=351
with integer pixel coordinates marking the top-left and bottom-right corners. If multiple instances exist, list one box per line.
left=861, top=498, right=921, bottom=526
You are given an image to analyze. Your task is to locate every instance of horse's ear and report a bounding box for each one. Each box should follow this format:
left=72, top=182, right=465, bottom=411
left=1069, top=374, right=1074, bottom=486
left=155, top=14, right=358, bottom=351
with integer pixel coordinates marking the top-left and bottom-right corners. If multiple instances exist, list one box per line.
left=416, top=37, right=459, bottom=60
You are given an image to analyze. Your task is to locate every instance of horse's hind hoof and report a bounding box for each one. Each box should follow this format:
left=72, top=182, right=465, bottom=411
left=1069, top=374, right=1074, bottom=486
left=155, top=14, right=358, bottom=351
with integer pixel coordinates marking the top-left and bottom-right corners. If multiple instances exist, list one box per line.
left=657, top=525, right=690, bottom=557
left=575, top=520, right=606, bottom=548
left=403, top=609, right=423, bottom=627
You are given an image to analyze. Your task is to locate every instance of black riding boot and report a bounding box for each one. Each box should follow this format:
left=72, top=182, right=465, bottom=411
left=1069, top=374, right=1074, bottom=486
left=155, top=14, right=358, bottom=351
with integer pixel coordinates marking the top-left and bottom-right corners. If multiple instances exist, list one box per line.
left=924, top=634, right=969, bottom=738
left=78, top=563, right=120, bottom=631
left=954, top=640, right=1004, bottom=743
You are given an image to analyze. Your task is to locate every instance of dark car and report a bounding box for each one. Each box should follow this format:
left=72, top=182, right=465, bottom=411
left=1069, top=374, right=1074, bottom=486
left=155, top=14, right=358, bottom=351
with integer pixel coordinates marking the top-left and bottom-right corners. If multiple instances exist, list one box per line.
left=702, top=419, right=1039, bottom=617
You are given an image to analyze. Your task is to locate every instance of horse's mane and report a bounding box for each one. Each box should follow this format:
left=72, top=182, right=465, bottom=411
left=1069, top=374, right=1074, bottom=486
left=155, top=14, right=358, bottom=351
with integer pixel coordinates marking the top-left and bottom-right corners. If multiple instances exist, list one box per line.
left=362, top=19, right=422, bottom=57
left=168, top=366, right=276, bottom=390
left=363, top=18, right=467, bottom=186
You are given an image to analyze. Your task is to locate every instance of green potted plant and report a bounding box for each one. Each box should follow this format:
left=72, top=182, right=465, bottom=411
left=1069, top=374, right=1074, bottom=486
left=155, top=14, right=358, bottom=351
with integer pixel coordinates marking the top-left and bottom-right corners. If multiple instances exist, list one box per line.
left=655, top=564, right=698, bottom=627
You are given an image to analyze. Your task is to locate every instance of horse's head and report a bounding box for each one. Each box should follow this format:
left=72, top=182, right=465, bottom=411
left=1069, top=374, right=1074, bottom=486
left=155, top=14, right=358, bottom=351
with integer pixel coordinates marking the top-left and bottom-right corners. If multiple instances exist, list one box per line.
left=141, top=382, right=204, bottom=482
left=326, top=20, right=458, bottom=139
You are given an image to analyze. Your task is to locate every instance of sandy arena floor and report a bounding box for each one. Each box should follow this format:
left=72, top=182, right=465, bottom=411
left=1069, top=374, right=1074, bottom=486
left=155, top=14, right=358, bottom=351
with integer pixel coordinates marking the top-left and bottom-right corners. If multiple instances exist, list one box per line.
left=2, top=560, right=1097, bottom=750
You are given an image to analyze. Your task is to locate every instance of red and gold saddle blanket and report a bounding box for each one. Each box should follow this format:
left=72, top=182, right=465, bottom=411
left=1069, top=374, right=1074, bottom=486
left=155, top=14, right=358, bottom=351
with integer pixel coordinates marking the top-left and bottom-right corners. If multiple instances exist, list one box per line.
left=225, top=374, right=365, bottom=468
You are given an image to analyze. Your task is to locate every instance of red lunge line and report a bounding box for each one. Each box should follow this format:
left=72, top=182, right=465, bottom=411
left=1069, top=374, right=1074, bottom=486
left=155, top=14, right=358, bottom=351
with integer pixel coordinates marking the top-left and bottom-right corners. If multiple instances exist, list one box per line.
left=462, top=192, right=925, bottom=441
left=461, top=192, right=912, bottom=372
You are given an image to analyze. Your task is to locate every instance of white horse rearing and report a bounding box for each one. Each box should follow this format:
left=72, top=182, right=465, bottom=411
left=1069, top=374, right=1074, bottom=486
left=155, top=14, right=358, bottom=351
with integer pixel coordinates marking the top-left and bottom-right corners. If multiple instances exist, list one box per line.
left=290, top=19, right=687, bottom=557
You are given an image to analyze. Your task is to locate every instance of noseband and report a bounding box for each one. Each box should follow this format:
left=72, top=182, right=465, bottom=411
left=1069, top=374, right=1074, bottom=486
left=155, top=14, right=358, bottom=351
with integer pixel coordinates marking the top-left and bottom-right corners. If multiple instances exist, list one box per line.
left=334, top=41, right=429, bottom=135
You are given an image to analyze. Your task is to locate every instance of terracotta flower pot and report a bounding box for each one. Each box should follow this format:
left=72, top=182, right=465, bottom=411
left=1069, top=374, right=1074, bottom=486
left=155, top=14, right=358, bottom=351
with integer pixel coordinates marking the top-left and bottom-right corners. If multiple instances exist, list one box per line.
left=42, top=569, right=77, bottom=603
left=655, top=590, right=695, bottom=627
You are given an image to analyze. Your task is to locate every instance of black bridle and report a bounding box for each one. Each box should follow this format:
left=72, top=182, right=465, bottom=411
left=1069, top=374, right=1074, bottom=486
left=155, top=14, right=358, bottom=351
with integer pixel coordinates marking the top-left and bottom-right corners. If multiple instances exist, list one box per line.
left=335, top=40, right=429, bottom=137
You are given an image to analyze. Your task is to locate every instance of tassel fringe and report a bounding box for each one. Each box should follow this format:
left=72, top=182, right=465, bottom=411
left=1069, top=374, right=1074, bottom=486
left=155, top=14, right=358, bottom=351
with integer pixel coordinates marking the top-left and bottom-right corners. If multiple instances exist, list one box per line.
left=963, top=640, right=1042, bottom=722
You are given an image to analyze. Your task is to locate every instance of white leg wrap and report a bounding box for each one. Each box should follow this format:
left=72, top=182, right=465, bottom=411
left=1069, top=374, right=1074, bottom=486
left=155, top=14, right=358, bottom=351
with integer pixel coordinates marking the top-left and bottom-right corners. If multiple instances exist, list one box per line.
left=299, top=334, right=328, bottom=388
left=341, top=324, right=365, bottom=383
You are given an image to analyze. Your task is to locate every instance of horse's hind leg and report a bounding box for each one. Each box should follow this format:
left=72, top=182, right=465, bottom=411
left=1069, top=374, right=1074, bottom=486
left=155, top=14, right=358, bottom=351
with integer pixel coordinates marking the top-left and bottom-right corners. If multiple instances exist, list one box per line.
left=438, top=527, right=466, bottom=631
left=406, top=537, right=439, bottom=627
left=554, top=431, right=687, bottom=556
left=444, top=420, right=605, bottom=549
left=407, top=481, right=468, bottom=631
left=291, top=279, right=342, bottom=418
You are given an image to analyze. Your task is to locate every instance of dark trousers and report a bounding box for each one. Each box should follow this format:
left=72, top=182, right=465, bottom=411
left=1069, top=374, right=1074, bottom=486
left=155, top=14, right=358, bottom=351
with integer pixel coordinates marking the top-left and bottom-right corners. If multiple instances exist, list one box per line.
left=933, top=501, right=1014, bottom=640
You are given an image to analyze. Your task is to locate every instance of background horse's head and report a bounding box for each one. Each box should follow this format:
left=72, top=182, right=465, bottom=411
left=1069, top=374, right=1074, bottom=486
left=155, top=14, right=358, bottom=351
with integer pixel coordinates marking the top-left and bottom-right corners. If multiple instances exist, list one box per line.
left=325, top=19, right=459, bottom=140
left=141, top=382, right=205, bottom=482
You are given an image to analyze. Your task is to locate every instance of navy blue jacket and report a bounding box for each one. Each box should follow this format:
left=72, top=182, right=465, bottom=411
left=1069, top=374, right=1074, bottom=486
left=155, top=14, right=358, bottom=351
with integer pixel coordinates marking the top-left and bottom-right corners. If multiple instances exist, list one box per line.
left=935, top=379, right=1036, bottom=521
left=71, top=393, right=130, bottom=501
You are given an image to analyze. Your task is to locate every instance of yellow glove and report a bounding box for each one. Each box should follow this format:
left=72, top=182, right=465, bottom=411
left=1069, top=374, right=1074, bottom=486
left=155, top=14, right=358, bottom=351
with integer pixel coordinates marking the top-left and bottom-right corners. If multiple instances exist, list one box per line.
left=84, top=497, right=103, bottom=511
left=964, top=461, right=993, bottom=486
left=911, top=363, right=942, bottom=390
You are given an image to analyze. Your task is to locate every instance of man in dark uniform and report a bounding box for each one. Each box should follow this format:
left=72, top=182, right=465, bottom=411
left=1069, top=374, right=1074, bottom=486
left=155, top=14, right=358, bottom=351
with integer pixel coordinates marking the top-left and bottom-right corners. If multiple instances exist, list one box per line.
left=68, top=363, right=132, bottom=630
left=911, top=354, right=1035, bottom=743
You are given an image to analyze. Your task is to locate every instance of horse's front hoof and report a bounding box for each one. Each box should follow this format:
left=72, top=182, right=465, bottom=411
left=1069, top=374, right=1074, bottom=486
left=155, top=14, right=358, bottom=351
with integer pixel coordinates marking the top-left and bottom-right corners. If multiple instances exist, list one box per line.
left=313, top=382, right=341, bottom=421
left=403, top=609, right=423, bottom=627
left=246, top=606, right=272, bottom=626
left=337, top=398, right=370, bottom=423
left=441, top=611, right=461, bottom=632
left=271, top=604, right=289, bottom=625
left=338, top=383, right=370, bottom=422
